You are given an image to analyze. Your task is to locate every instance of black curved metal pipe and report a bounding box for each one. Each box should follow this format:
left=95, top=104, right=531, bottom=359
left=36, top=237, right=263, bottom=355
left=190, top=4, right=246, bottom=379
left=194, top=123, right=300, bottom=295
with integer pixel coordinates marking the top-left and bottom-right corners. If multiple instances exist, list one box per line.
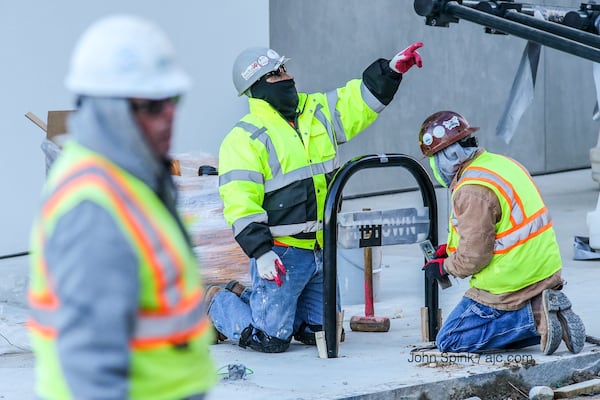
left=322, top=154, right=438, bottom=358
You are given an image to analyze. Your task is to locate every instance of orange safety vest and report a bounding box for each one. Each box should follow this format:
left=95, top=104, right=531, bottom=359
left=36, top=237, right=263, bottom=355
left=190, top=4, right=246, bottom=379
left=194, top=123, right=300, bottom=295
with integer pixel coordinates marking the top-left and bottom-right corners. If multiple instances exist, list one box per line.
left=28, top=143, right=216, bottom=399
left=448, top=151, right=561, bottom=294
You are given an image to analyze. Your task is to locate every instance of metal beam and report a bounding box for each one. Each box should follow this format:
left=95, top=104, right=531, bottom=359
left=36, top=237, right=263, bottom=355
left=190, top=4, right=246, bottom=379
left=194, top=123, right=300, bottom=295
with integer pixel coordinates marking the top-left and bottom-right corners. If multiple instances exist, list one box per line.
left=444, top=1, right=600, bottom=63
left=503, top=9, right=600, bottom=49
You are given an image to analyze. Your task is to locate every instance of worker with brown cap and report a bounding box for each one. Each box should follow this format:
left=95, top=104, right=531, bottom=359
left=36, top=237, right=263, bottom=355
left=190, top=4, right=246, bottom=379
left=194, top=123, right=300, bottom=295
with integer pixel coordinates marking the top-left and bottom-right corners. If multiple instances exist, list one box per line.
left=419, top=110, right=586, bottom=355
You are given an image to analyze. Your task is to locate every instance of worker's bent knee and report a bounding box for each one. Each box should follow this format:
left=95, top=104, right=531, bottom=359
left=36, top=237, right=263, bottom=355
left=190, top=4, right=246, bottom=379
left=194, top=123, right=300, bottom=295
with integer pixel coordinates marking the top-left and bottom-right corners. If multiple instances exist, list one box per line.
left=436, top=330, right=462, bottom=353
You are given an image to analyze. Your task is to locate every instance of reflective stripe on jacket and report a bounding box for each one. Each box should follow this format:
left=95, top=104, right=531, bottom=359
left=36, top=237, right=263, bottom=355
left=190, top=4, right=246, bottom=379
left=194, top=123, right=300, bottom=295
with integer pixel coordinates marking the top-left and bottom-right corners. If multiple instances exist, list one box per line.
left=219, top=78, right=383, bottom=256
left=447, top=151, right=562, bottom=294
left=28, top=143, right=216, bottom=399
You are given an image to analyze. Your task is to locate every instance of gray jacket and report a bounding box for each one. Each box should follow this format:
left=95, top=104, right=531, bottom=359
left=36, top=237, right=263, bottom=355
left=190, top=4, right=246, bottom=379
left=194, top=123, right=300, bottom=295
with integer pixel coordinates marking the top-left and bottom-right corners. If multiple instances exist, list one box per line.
left=38, top=97, right=184, bottom=399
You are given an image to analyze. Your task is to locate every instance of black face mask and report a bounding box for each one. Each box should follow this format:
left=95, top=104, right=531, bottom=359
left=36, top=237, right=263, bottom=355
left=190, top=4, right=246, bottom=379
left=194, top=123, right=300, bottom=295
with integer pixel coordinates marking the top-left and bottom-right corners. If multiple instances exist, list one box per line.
left=250, top=78, right=299, bottom=121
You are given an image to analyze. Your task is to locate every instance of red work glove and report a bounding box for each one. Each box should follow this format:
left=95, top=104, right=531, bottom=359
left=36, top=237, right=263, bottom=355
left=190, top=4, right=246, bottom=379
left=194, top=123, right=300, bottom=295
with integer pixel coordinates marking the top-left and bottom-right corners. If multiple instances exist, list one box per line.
left=273, top=258, right=286, bottom=287
left=257, top=251, right=287, bottom=286
left=434, top=243, right=448, bottom=259
left=422, top=258, right=447, bottom=282
left=389, top=42, right=423, bottom=74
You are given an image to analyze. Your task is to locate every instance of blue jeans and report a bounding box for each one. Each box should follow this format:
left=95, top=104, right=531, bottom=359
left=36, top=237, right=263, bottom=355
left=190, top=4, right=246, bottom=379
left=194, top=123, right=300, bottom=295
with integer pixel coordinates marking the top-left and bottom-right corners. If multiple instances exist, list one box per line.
left=436, top=296, right=540, bottom=353
left=208, top=245, right=324, bottom=342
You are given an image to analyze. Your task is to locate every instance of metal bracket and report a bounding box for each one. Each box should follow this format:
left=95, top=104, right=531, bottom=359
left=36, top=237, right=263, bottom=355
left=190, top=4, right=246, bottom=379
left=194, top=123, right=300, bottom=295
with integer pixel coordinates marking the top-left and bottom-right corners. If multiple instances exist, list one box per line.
left=359, top=224, right=382, bottom=247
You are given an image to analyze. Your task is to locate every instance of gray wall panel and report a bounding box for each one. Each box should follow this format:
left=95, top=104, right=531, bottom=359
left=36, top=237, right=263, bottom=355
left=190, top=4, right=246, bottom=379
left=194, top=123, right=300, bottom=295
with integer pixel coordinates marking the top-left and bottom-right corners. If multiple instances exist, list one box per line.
left=544, top=48, right=598, bottom=172
left=0, top=2, right=269, bottom=256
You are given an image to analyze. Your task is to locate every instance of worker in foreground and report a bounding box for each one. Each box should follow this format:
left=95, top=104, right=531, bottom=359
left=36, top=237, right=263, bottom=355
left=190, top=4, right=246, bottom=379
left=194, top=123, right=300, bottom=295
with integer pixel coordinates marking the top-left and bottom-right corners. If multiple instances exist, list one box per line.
left=27, top=15, right=217, bottom=399
left=420, top=110, right=586, bottom=355
left=207, top=43, right=424, bottom=353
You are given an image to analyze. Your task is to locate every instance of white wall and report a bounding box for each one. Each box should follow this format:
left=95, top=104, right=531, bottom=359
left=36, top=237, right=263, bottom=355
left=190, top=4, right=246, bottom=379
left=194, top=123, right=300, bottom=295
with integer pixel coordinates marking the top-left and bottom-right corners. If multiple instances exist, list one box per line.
left=0, top=1, right=269, bottom=256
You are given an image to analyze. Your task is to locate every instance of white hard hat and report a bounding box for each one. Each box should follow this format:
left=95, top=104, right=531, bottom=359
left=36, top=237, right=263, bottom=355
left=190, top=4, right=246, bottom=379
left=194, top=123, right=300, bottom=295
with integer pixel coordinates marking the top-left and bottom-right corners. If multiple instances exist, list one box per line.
left=65, top=14, right=191, bottom=99
left=232, top=47, right=290, bottom=96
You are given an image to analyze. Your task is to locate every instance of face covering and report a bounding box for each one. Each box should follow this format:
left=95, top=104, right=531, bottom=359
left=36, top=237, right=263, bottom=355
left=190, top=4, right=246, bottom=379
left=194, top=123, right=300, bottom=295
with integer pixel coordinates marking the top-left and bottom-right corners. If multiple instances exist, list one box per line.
left=250, top=78, right=299, bottom=121
left=429, top=142, right=478, bottom=187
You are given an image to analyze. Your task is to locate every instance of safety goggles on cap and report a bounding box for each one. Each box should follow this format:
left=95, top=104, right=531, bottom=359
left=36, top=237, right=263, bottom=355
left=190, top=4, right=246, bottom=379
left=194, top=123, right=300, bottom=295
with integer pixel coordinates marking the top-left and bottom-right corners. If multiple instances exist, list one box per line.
left=263, top=65, right=287, bottom=80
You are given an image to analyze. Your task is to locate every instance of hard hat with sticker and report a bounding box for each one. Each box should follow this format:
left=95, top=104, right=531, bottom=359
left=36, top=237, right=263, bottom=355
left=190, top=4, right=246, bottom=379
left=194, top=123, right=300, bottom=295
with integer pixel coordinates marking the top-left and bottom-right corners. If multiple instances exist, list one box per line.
left=418, top=111, right=479, bottom=157
left=232, top=47, right=291, bottom=96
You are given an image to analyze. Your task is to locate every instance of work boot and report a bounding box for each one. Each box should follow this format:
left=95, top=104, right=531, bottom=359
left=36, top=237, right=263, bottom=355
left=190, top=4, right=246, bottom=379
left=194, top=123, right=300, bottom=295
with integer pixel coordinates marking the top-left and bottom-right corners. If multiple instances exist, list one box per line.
left=204, top=285, right=227, bottom=343
left=550, top=290, right=586, bottom=354
left=293, top=324, right=345, bottom=345
left=532, top=290, right=562, bottom=355
left=225, top=280, right=246, bottom=297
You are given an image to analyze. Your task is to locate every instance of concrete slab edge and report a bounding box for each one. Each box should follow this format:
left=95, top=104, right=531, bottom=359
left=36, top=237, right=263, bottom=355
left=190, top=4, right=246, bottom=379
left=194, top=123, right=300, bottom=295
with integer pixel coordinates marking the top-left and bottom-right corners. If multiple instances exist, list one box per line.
left=339, top=352, right=600, bottom=400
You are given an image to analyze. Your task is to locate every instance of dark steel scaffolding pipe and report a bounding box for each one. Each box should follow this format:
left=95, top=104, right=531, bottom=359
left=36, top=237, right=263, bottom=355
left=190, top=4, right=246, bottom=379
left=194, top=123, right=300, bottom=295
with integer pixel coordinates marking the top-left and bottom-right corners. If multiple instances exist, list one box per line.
left=322, top=154, right=439, bottom=358
left=434, top=1, right=600, bottom=63
left=504, top=9, right=600, bottom=49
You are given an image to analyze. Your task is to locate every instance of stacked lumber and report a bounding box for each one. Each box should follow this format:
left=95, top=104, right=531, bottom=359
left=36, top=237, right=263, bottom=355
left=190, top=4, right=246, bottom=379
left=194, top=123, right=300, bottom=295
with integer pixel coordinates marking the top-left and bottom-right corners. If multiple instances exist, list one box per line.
left=173, top=152, right=250, bottom=286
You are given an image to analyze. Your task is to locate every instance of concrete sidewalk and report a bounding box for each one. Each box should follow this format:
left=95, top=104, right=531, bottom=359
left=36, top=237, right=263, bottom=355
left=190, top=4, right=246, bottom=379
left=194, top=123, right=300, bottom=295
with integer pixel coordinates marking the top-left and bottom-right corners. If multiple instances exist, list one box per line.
left=1, top=168, right=600, bottom=399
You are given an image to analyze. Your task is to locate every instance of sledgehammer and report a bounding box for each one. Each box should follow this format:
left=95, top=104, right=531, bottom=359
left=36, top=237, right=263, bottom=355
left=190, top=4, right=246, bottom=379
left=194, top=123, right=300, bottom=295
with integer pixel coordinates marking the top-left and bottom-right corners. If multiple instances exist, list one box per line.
left=349, top=237, right=390, bottom=332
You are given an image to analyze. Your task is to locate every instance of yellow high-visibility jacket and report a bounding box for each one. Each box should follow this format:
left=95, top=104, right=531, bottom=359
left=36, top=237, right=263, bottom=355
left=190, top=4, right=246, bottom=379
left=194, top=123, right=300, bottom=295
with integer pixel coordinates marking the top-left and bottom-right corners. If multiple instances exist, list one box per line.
left=219, top=65, right=398, bottom=258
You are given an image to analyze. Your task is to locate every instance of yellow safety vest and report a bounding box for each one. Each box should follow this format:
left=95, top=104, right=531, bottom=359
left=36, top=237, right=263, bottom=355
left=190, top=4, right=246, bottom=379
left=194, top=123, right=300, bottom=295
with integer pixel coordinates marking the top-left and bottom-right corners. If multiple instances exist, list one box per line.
left=28, top=143, right=216, bottom=399
left=219, top=80, right=380, bottom=250
left=447, top=151, right=562, bottom=294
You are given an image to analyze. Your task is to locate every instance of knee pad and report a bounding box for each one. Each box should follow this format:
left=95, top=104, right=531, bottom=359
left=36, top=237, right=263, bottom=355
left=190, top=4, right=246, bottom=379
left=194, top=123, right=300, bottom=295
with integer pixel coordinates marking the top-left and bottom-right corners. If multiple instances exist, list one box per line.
left=239, top=325, right=291, bottom=353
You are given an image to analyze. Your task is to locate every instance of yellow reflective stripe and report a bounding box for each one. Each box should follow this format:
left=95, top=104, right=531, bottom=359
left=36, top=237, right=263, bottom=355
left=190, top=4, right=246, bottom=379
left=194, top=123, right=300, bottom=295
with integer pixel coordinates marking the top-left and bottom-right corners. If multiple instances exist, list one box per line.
left=325, top=89, right=348, bottom=144
left=314, top=103, right=337, bottom=145
left=234, top=121, right=282, bottom=181
left=360, top=82, right=385, bottom=113
left=232, top=212, right=268, bottom=236
left=269, top=220, right=320, bottom=237
left=219, top=169, right=263, bottom=186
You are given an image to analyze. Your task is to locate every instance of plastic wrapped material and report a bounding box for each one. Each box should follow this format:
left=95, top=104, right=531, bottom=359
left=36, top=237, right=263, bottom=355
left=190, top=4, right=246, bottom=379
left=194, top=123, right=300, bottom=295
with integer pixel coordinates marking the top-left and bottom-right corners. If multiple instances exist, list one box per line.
left=38, top=145, right=250, bottom=284
left=172, top=152, right=250, bottom=285
left=573, top=236, right=600, bottom=260
left=41, top=139, right=61, bottom=175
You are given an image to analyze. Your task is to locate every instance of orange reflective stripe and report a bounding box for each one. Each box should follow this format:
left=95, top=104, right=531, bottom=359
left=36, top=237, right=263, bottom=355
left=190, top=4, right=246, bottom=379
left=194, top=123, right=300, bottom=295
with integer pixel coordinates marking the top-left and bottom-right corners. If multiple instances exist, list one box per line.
left=29, top=238, right=60, bottom=310
left=49, top=155, right=189, bottom=308
left=139, top=289, right=202, bottom=316
left=89, top=156, right=187, bottom=303
left=28, top=291, right=59, bottom=310
left=109, top=168, right=186, bottom=299
left=461, top=165, right=527, bottom=227
left=493, top=208, right=553, bottom=254
left=31, top=150, right=204, bottom=344
left=456, top=160, right=550, bottom=255
left=43, top=173, right=170, bottom=311
left=497, top=206, right=546, bottom=239
left=27, top=318, right=57, bottom=339
left=135, top=290, right=205, bottom=341
left=131, top=318, right=211, bottom=350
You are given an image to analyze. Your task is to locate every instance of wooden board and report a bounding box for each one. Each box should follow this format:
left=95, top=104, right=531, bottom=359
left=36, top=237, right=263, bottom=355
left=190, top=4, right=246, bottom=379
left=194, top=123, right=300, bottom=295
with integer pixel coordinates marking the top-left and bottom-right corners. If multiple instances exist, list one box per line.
left=554, top=378, right=600, bottom=398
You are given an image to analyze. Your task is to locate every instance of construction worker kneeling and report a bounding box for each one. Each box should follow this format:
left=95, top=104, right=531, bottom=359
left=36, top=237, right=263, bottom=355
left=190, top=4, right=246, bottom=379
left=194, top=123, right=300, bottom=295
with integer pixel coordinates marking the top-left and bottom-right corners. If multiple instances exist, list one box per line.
left=206, top=42, right=424, bottom=353
left=419, top=110, right=586, bottom=355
